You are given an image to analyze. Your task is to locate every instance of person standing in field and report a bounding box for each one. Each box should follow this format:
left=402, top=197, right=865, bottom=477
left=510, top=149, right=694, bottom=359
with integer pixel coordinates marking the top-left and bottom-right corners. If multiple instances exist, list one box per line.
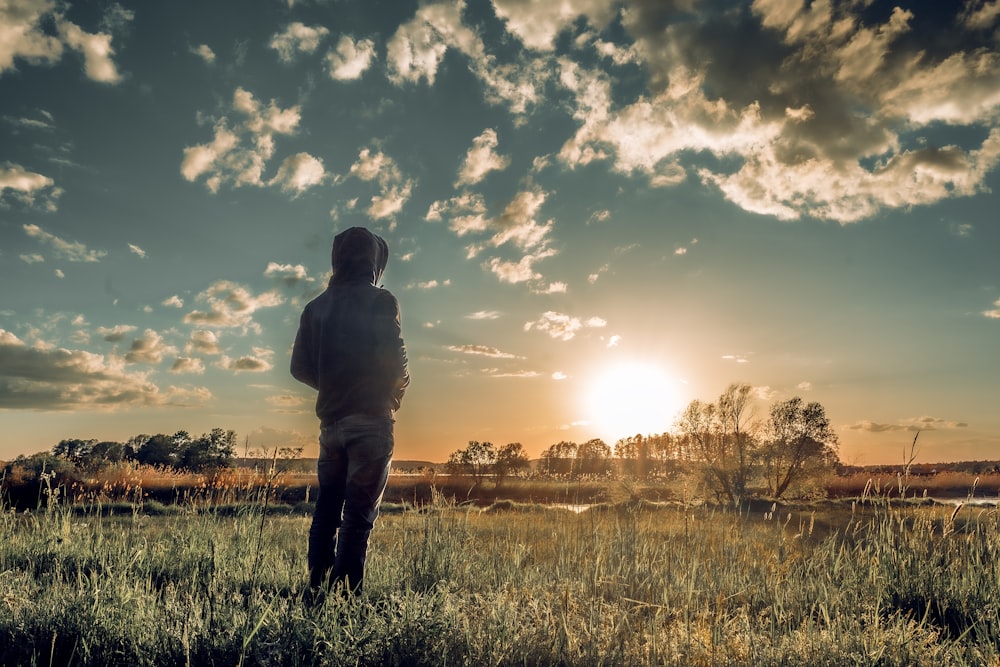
left=291, top=226, right=409, bottom=599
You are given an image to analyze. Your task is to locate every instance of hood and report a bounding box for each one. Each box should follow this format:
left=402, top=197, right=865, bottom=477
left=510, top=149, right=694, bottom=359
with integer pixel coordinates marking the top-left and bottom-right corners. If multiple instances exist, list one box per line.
left=331, top=227, right=388, bottom=285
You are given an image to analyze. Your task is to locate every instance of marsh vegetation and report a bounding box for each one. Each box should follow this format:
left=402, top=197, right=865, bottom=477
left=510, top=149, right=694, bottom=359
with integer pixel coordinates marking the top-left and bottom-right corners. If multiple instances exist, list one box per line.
left=1, top=479, right=998, bottom=666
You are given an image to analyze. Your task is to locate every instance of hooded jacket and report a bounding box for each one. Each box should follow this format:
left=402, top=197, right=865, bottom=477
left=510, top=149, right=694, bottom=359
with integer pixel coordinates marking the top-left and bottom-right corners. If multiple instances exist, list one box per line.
left=291, top=227, right=409, bottom=425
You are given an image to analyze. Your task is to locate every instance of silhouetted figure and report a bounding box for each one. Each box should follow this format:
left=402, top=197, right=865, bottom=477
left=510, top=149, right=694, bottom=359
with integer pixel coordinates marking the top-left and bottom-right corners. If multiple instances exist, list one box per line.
left=291, top=227, right=409, bottom=599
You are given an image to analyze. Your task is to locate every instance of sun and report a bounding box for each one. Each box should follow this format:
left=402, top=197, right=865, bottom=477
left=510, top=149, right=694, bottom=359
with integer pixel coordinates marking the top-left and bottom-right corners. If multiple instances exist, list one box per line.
left=583, top=361, right=684, bottom=444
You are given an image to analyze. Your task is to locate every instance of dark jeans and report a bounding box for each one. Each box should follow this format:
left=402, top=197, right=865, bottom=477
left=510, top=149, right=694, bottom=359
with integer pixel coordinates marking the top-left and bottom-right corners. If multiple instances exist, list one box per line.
left=308, top=414, right=394, bottom=595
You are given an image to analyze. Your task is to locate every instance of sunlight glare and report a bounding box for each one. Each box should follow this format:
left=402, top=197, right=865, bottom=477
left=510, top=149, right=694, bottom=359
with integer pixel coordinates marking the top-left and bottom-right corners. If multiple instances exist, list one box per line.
left=584, top=361, right=683, bottom=444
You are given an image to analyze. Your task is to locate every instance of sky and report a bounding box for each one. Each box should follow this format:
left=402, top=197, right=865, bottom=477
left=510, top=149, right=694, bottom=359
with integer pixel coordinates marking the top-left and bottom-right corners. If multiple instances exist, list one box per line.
left=1, top=0, right=998, bottom=466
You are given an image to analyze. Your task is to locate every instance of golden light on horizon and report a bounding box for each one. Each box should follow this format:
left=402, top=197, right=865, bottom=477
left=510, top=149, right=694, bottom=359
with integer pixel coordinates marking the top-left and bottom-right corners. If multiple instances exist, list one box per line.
left=582, top=361, right=684, bottom=444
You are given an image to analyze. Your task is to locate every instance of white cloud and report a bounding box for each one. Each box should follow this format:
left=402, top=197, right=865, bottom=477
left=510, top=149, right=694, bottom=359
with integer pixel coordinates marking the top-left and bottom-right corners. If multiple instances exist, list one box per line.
left=983, top=297, right=1000, bottom=319
left=552, top=371, right=568, bottom=380
left=797, top=381, right=813, bottom=391
left=722, top=354, right=750, bottom=364
left=162, top=295, right=184, bottom=308
left=181, top=88, right=302, bottom=194
left=23, top=224, right=106, bottom=262
left=606, top=334, right=621, bottom=348
left=523, top=311, right=605, bottom=341
left=96, top=324, right=136, bottom=342
left=0, top=1, right=127, bottom=83
left=269, top=22, right=330, bottom=63
left=185, top=329, right=221, bottom=356
left=466, top=310, right=501, bottom=320
left=19, top=253, right=44, bottom=264
left=455, top=128, right=510, bottom=187
left=426, top=192, right=490, bottom=236
left=264, top=262, right=311, bottom=287
left=269, top=152, right=325, bottom=194
left=217, top=347, right=275, bottom=373
left=327, top=35, right=376, bottom=80
left=170, top=357, right=205, bottom=375
left=124, top=329, right=177, bottom=365
left=446, top=344, right=520, bottom=359
left=191, top=43, right=215, bottom=64
left=1, top=163, right=60, bottom=210
left=127, top=243, right=146, bottom=258
left=0, top=328, right=210, bottom=410
left=491, top=0, right=618, bottom=51
left=58, top=18, right=122, bottom=83
left=183, top=281, right=283, bottom=332
left=348, top=148, right=415, bottom=221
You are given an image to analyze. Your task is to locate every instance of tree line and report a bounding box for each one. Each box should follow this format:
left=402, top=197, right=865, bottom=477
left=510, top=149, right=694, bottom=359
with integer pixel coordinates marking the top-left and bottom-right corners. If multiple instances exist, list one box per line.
left=446, top=384, right=839, bottom=501
left=13, top=428, right=242, bottom=475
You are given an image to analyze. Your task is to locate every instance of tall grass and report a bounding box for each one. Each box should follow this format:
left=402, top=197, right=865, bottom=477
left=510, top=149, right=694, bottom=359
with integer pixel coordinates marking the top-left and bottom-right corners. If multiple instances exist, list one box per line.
left=1, top=488, right=998, bottom=665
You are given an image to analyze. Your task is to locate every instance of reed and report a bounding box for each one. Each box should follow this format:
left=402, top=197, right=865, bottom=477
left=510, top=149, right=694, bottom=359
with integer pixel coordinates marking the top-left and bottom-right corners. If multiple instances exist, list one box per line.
left=1, top=487, right=997, bottom=665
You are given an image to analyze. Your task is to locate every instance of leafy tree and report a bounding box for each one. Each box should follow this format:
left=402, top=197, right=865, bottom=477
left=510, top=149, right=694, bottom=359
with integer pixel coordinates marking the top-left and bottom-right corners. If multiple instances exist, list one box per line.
left=52, top=438, right=95, bottom=464
left=445, top=440, right=497, bottom=486
left=80, top=441, right=126, bottom=470
left=576, top=439, right=612, bottom=476
left=493, top=442, right=529, bottom=487
left=676, top=383, right=759, bottom=503
left=177, top=428, right=237, bottom=472
left=763, top=397, right=839, bottom=498
left=539, top=441, right=577, bottom=476
left=133, top=433, right=178, bottom=467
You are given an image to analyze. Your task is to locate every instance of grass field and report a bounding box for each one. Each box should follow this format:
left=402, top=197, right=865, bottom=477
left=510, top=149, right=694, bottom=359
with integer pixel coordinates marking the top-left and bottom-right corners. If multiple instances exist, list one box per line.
left=2, top=482, right=999, bottom=666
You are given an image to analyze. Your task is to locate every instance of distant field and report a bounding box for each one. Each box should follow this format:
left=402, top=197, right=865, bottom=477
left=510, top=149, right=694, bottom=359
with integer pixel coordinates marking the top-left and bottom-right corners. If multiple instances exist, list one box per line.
left=2, top=492, right=997, bottom=666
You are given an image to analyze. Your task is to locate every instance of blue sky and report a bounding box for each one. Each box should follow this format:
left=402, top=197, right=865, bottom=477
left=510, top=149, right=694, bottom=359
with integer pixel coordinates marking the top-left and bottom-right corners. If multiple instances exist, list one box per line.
left=1, top=0, right=998, bottom=465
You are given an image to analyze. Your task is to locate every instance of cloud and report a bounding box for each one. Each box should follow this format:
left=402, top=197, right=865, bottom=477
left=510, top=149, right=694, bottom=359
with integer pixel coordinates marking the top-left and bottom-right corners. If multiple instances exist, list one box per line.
left=127, top=243, right=146, bottom=258
left=491, top=0, right=618, bottom=51
left=483, top=368, right=540, bottom=378
left=523, top=311, right=606, bottom=341
left=170, top=357, right=205, bottom=375
left=326, top=35, right=376, bottom=80
left=217, top=347, right=275, bottom=373
left=19, top=253, right=44, bottom=264
left=0, top=1, right=126, bottom=83
left=847, top=417, right=970, bottom=433
left=0, top=328, right=210, bottom=411
left=96, top=324, right=136, bottom=342
left=552, top=371, right=568, bottom=380
left=269, top=22, right=330, bottom=63
left=797, top=381, right=813, bottom=391
left=446, top=344, right=520, bottom=359
left=23, top=224, right=106, bottom=262
left=455, top=128, right=510, bottom=187
left=408, top=279, right=450, bottom=290
left=386, top=0, right=546, bottom=115
left=58, top=18, right=123, bottom=83
left=264, top=394, right=308, bottom=409
left=1, top=163, right=61, bottom=210
left=124, top=329, right=177, bottom=364
left=181, top=88, right=302, bottom=193
left=426, top=192, right=490, bottom=236
left=191, top=44, right=215, bottom=64
left=162, top=295, right=184, bottom=308
left=490, top=1, right=1000, bottom=223
left=269, top=152, right=325, bottom=194
left=983, top=297, right=1000, bottom=319
left=185, top=329, right=222, bottom=356
left=264, top=262, right=311, bottom=287
left=347, top=148, right=415, bottom=220
left=183, top=280, right=283, bottom=332
left=722, top=354, right=749, bottom=364
left=466, top=310, right=501, bottom=320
